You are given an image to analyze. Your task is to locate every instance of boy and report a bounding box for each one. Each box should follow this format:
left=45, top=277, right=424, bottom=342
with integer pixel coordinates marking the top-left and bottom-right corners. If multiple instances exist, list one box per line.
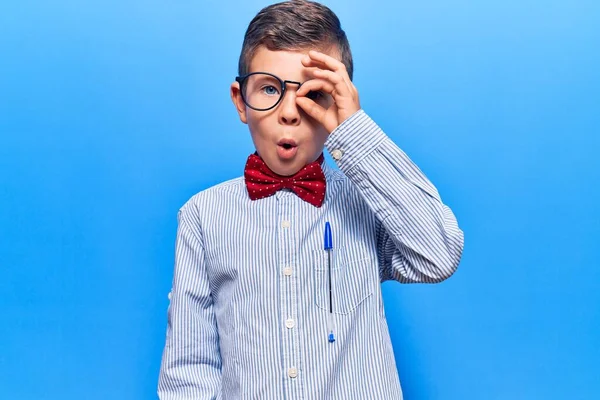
left=158, top=1, right=464, bottom=399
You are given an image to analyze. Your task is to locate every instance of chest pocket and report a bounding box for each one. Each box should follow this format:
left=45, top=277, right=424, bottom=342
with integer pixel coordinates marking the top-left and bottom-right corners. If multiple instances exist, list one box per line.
left=312, top=247, right=375, bottom=315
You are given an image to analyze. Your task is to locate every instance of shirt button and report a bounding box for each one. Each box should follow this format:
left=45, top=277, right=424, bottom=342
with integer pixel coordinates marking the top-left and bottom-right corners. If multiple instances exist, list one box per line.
left=283, top=266, right=293, bottom=276
left=285, top=318, right=295, bottom=329
left=331, top=149, right=343, bottom=160
left=281, top=220, right=291, bottom=228
left=288, top=367, right=298, bottom=378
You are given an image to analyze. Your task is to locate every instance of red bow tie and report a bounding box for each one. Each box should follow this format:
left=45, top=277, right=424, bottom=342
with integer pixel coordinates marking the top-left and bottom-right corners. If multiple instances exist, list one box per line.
left=244, top=153, right=326, bottom=207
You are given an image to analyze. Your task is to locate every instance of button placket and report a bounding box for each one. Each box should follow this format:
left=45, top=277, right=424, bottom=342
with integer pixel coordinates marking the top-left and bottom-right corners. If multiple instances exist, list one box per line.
left=277, top=197, right=302, bottom=396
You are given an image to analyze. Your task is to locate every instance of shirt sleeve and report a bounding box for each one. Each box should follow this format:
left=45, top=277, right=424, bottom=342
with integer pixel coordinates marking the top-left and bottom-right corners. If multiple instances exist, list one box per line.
left=158, top=206, right=222, bottom=399
left=325, top=110, right=464, bottom=283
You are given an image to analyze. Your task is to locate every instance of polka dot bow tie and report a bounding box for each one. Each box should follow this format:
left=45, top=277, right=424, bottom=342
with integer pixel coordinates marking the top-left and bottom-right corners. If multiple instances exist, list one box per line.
left=244, top=153, right=326, bottom=207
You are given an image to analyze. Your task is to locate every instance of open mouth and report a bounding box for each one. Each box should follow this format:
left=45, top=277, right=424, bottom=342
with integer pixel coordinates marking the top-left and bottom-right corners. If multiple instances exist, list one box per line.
left=276, top=139, right=298, bottom=159
left=277, top=139, right=298, bottom=149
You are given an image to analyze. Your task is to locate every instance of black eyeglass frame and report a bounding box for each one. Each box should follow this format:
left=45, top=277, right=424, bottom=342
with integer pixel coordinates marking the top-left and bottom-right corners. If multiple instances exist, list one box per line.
left=235, top=72, right=305, bottom=111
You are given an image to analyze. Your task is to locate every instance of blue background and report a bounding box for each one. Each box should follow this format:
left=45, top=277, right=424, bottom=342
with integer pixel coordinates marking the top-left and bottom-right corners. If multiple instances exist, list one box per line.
left=1, top=1, right=598, bottom=399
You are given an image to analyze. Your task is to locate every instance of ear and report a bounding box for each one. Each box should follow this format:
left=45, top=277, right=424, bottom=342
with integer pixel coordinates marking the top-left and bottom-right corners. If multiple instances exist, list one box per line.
left=230, top=81, right=248, bottom=124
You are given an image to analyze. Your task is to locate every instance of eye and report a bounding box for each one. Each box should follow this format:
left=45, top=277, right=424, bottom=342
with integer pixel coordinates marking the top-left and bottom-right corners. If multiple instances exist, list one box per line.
left=306, top=90, right=325, bottom=101
left=261, top=85, right=280, bottom=96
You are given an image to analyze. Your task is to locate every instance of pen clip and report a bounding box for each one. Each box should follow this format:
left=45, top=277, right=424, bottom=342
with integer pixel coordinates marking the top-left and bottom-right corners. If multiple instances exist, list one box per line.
left=324, top=221, right=332, bottom=250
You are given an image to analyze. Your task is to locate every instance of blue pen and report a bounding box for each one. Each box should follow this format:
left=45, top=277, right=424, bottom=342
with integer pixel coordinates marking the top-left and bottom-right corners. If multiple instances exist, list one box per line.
left=324, top=222, right=335, bottom=343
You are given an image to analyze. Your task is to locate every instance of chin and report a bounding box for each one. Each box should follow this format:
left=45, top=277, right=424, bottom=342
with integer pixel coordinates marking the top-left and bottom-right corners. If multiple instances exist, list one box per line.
left=272, top=158, right=304, bottom=176
left=273, top=162, right=302, bottom=176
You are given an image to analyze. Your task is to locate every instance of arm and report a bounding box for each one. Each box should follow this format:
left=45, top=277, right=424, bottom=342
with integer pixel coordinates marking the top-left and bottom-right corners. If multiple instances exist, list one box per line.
left=295, top=51, right=463, bottom=283
left=158, top=207, right=222, bottom=399
left=325, top=110, right=464, bottom=283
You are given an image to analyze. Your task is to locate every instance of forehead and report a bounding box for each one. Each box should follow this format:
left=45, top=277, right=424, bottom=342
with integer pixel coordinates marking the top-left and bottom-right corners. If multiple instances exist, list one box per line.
left=248, top=45, right=341, bottom=81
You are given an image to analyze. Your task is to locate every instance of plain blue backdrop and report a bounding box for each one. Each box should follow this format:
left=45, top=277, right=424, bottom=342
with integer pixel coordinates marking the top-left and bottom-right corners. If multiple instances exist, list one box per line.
left=1, top=1, right=599, bottom=399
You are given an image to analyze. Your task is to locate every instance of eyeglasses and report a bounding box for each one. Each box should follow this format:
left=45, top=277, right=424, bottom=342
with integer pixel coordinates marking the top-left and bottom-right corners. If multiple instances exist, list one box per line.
left=235, top=72, right=329, bottom=111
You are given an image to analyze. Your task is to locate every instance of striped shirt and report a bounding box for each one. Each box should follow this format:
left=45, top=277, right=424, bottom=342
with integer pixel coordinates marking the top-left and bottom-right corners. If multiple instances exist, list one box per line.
left=158, top=110, right=464, bottom=399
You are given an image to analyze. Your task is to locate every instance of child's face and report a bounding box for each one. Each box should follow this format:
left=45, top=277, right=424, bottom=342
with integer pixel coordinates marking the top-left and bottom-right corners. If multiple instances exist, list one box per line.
left=231, top=46, right=338, bottom=176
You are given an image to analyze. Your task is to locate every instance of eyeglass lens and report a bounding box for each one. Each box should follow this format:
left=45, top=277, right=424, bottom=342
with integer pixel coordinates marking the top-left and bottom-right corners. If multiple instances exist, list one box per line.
left=241, top=73, right=329, bottom=110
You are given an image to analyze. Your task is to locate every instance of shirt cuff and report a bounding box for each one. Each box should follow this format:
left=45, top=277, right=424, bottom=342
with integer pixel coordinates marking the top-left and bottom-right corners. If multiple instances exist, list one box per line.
left=324, top=109, right=387, bottom=172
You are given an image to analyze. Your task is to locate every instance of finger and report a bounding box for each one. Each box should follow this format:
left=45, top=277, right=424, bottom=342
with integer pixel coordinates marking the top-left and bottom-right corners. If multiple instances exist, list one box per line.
left=295, top=97, right=328, bottom=125
left=302, top=57, right=354, bottom=96
left=311, top=69, right=352, bottom=100
left=302, top=59, right=352, bottom=93
left=304, top=50, right=352, bottom=83
left=296, top=78, right=335, bottom=98
left=301, top=56, right=330, bottom=70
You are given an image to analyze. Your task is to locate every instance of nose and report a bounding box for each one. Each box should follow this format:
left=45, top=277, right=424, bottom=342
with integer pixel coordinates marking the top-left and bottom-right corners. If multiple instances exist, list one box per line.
left=278, top=83, right=301, bottom=126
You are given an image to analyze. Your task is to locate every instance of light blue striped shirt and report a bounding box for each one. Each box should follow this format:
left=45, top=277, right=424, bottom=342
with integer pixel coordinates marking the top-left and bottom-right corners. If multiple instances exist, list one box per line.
left=158, top=110, right=464, bottom=399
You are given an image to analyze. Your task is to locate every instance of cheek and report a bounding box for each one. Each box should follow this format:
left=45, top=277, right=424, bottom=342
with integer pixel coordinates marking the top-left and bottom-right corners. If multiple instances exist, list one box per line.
left=315, top=125, right=330, bottom=143
left=247, top=109, right=275, bottom=128
left=246, top=112, right=266, bottom=136
left=246, top=112, right=277, bottom=147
